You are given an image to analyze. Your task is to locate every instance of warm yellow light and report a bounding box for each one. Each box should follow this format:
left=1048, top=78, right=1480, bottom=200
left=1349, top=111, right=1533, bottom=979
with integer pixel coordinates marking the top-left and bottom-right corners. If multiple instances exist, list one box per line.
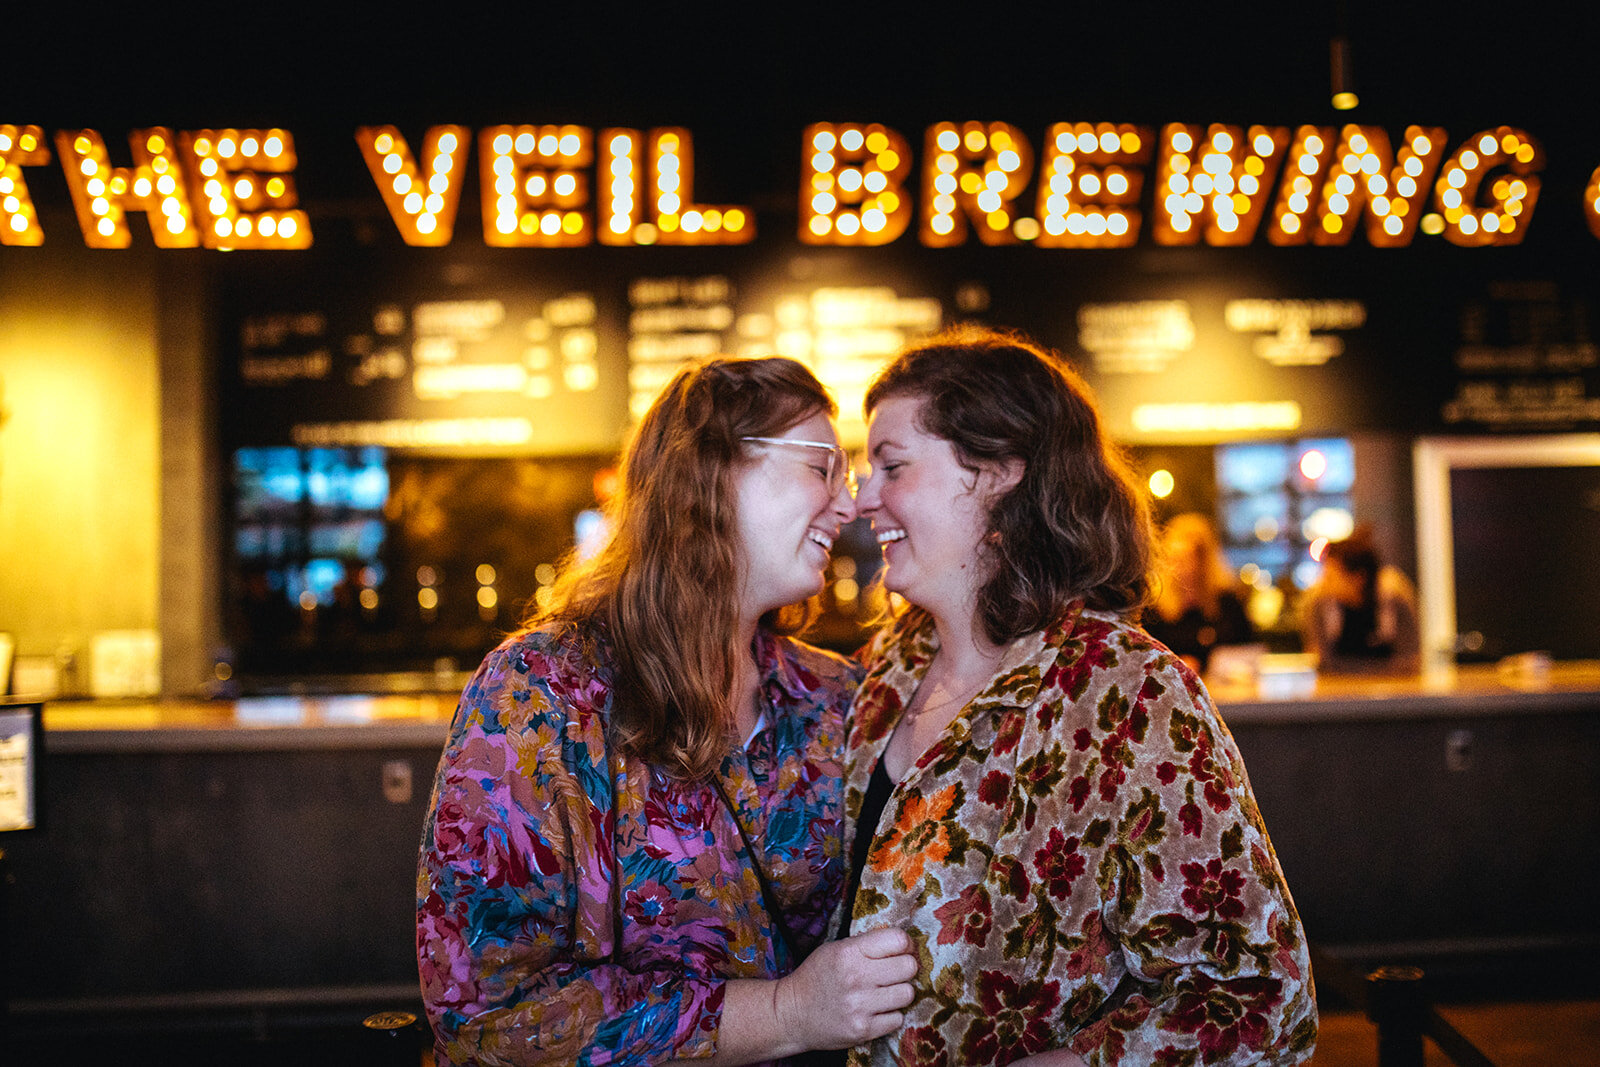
left=1148, top=469, right=1175, bottom=498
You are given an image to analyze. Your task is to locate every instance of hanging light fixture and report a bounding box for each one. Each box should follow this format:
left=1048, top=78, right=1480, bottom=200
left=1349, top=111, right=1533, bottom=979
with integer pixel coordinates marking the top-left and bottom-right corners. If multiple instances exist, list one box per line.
left=1330, top=35, right=1359, bottom=110
left=1330, top=2, right=1358, bottom=110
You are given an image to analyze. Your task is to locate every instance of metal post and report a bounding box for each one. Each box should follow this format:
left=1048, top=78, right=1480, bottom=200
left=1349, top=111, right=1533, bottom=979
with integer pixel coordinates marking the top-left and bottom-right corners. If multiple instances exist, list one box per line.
left=1368, top=964, right=1427, bottom=1067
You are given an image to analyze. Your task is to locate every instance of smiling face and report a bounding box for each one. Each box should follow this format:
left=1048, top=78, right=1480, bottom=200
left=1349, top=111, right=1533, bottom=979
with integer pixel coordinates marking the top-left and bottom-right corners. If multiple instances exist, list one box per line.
left=857, top=394, right=1009, bottom=623
left=732, top=410, right=857, bottom=628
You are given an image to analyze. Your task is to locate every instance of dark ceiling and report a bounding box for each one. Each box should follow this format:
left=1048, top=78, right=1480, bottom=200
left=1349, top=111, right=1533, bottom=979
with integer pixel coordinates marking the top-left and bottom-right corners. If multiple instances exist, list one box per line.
left=5, top=2, right=1596, bottom=204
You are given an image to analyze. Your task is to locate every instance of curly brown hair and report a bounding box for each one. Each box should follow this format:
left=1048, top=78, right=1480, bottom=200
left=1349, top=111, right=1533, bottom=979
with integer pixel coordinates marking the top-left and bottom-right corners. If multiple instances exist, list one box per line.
left=865, top=325, right=1154, bottom=645
left=527, top=356, right=835, bottom=779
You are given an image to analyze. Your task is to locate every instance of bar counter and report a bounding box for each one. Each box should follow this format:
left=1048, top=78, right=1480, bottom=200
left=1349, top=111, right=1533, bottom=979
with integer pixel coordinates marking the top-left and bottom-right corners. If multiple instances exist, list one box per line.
left=8, top=661, right=1599, bottom=1031
left=35, top=659, right=1600, bottom=750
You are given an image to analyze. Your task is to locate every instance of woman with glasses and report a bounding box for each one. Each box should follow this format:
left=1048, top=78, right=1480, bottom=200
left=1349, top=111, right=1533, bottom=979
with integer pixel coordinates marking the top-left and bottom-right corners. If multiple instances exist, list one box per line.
left=418, top=356, right=915, bottom=1066
left=836, top=328, right=1316, bottom=1065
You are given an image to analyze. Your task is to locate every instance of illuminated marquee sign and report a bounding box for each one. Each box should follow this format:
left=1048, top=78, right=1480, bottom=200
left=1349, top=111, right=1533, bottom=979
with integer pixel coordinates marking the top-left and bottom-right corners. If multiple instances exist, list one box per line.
left=0, top=119, right=1587, bottom=249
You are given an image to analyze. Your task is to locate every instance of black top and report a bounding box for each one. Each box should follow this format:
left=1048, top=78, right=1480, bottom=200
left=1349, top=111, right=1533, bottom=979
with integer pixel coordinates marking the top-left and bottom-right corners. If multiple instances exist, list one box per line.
left=807, top=757, right=897, bottom=1067
left=1332, top=600, right=1395, bottom=659
left=1144, top=590, right=1253, bottom=672
left=839, top=756, right=896, bottom=938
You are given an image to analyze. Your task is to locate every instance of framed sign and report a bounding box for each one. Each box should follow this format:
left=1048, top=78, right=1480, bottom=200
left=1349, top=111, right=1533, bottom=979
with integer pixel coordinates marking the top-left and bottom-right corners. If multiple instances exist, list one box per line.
left=0, top=700, right=43, bottom=833
left=1414, top=434, right=1600, bottom=669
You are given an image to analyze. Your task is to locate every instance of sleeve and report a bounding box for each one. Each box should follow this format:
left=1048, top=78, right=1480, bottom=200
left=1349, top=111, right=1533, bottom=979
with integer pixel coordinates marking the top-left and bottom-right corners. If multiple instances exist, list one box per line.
left=1068, top=655, right=1318, bottom=1066
left=417, top=641, right=725, bottom=1067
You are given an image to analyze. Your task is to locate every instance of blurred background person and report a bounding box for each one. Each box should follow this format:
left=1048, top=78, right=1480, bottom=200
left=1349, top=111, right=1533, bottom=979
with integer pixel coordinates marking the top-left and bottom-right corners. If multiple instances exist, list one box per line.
left=1302, top=523, right=1420, bottom=674
left=1144, top=511, right=1255, bottom=675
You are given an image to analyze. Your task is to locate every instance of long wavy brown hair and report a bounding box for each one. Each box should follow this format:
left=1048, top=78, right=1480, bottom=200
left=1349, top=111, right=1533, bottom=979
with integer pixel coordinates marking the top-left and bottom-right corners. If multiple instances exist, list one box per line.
left=865, top=325, right=1154, bottom=645
left=525, top=356, right=836, bottom=780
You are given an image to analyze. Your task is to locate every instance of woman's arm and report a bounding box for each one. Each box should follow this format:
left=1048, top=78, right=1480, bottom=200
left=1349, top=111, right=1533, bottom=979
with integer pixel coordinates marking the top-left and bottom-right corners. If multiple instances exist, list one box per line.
left=677, top=928, right=918, bottom=1065
left=419, top=645, right=726, bottom=1066
left=1067, top=663, right=1318, bottom=1065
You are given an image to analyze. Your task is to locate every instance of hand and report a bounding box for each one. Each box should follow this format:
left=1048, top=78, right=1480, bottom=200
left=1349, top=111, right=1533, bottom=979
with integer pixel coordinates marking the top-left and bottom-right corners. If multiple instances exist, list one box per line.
left=1008, top=1051, right=1089, bottom=1067
left=776, top=926, right=918, bottom=1050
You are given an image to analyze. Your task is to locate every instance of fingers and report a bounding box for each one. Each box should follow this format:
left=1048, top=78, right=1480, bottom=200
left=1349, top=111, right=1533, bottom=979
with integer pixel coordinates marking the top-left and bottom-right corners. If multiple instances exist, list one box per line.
left=849, top=925, right=913, bottom=959
left=859, top=1010, right=906, bottom=1042
left=856, top=979, right=915, bottom=1015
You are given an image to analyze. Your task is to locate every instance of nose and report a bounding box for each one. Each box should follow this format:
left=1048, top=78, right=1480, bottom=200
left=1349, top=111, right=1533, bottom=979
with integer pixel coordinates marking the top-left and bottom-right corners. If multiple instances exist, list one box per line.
left=830, top=474, right=858, bottom=523
left=853, top=468, right=881, bottom=516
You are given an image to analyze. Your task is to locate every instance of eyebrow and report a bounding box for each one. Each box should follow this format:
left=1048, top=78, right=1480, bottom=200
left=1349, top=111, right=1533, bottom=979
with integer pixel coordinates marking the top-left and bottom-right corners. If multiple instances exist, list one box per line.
left=870, top=440, right=904, bottom=459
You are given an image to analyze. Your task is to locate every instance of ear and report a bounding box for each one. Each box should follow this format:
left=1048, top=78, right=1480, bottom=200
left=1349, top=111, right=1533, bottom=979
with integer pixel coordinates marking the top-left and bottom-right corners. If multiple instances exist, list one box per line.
left=980, top=457, right=1025, bottom=501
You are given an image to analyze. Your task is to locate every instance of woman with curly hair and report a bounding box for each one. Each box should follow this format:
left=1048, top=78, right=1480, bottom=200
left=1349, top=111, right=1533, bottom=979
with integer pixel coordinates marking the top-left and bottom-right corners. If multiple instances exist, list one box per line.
left=835, top=327, right=1316, bottom=1066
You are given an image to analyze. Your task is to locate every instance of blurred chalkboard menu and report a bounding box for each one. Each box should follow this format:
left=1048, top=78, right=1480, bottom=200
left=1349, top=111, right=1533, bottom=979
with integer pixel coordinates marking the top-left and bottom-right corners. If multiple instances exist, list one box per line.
left=227, top=285, right=627, bottom=456
left=1443, top=280, right=1600, bottom=431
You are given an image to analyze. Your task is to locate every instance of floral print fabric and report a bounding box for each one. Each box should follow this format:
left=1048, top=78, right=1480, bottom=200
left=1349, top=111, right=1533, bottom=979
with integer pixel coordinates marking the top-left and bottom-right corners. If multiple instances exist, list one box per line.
left=839, top=604, right=1316, bottom=1066
left=418, top=625, right=859, bottom=1066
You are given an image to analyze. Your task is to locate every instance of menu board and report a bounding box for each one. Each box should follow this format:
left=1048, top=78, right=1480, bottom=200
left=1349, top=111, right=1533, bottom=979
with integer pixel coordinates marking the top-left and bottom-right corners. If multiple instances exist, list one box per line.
left=217, top=234, right=1600, bottom=453
left=221, top=249, right=948, bottom=453
left=1443, top=280, right=1600, bottom=430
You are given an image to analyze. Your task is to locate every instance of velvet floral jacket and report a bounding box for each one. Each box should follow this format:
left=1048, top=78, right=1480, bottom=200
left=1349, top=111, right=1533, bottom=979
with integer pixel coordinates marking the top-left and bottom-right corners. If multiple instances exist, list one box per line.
left=837, top=604, right=1317, bottom=1066
left=417, top=624, right=860, bottom=1067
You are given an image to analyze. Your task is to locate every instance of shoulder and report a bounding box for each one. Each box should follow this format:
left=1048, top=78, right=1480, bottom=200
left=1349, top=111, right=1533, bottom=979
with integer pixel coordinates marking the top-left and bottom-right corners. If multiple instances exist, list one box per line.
left=1051, top=606, right=1178, bottom=666
left=452, top=624, right=614, bottom=740
left=764, top=632, right=864, bottom=713
left=1042, top=606, right=1204, bottom=704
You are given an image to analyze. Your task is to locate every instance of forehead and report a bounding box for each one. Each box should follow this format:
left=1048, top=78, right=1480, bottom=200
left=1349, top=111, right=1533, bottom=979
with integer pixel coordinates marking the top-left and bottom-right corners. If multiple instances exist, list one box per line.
left=866, top=394, right=929, bottom=447
left=778, top=409, right=840, bottom=443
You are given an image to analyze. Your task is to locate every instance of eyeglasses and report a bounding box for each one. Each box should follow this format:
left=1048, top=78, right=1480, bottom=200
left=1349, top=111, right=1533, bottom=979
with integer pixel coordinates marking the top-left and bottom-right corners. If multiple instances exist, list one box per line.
left=740, top=436, right=856, bottom=497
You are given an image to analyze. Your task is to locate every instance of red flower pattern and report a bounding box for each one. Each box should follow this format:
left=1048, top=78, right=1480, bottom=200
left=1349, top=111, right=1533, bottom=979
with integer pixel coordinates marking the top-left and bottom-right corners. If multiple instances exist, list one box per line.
left=933, top=883, right=994, bottom=947
left=1032, top=826, right=1088, bottom=899
left=841, top=605, right=1317, bottom=1065
left=1181, top=857, right=1248, bottom=920
left=959, top=969, right=1063, bottom=1063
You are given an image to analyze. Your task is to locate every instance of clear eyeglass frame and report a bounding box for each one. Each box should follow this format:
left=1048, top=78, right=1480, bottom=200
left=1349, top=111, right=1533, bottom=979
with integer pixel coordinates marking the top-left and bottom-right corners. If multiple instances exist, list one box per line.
left=739, top=436, right=856, bottom=497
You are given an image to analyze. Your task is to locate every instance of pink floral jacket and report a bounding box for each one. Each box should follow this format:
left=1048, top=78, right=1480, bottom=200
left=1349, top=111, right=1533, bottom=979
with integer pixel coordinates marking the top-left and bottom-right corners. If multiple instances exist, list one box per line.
left=838, top=604, right=1317, bottom=1066
left=418, top=624, right=859, bottom=1066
